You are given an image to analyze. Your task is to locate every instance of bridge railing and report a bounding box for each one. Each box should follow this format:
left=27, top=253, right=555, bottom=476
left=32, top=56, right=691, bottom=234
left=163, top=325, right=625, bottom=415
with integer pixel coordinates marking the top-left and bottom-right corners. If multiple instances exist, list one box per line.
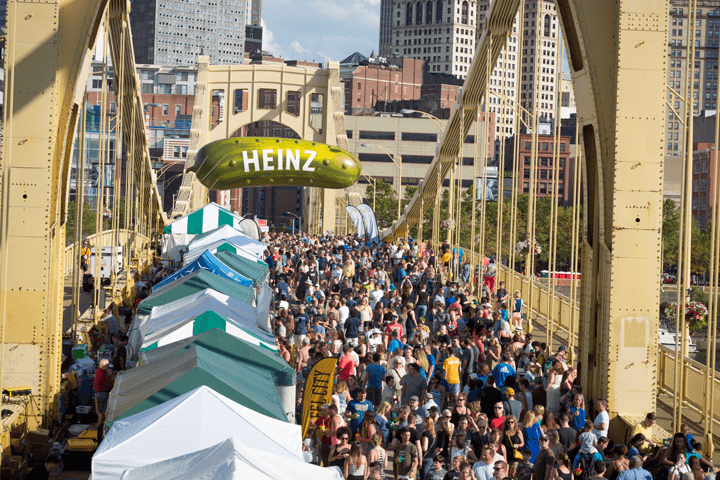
left=658, top=344, right=720, bottom=428
left=64, top=230, right=149, bottom=277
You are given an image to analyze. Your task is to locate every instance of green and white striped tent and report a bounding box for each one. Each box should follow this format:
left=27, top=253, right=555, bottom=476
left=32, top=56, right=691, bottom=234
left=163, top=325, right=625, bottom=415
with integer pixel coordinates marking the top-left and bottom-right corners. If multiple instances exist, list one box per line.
left=162, top=203, right=243, bottom=261
left=183, top=239, right=265, bottom=265
left=140, top=310, right=278, bottom=353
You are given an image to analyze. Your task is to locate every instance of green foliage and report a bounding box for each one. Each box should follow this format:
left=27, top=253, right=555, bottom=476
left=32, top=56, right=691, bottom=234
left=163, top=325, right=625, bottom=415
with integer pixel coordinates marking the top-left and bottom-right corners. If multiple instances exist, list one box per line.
left=364, top=180, right=399, bottom=230
left=66, top=201, right=98, bottom=241
left=662, top=199, right=680, bottom=268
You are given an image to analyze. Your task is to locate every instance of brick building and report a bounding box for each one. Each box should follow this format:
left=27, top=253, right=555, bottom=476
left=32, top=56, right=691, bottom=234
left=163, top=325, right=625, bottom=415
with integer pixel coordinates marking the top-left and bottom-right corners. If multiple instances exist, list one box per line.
left=692, top=142, right=719, bottom=229
left=340, top=54, right=463, bottom=119
left=517, top=134, right=572, bottom=205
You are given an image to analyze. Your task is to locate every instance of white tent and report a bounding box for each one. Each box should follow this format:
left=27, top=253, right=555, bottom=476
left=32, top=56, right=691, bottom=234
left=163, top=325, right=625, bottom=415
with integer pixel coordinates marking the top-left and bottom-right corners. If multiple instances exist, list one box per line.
left=162, top=203, right=244, bottom=261
left=128, top=289, right=275, bottom=360
left=183, top=238, right=265, bottom=265
left=186, top=225, right=265, bottom=259
left=91, top=386, right=303, bottom=480
left=119, top=438, right=344, bottom=480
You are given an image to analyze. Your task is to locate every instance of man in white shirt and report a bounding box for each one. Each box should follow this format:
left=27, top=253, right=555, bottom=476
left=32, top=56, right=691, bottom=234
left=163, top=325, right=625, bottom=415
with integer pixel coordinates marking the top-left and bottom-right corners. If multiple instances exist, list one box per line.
left=338, top=298, right=350, bottom=327
left=473, top=446, right=497, bottom=480
left=369, top=283, right=384, bottom=309
left=592, top=399, right=609, bottom=439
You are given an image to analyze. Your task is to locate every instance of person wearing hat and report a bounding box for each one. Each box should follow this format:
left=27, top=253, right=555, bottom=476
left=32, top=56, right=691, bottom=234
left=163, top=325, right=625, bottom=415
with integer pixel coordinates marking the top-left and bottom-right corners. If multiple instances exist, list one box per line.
left=572, top=432, right=604, bottom=473
left=533, top=433, right=556, bottom=480
left=503, top=386, right=523, bottom=419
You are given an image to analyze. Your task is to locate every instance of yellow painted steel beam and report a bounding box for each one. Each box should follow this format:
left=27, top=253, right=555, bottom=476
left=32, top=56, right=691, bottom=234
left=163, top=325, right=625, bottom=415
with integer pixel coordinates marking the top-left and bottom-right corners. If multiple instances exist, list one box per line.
left=384, top=0, right=667, bottom=422
left=0, top=0, right=164, bottom=428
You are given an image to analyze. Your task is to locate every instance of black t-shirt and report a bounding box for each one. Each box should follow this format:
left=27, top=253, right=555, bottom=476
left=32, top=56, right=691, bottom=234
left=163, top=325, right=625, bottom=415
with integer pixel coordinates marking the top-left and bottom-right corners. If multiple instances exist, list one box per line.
left=443, top=471, right=461, bottom=480
left=345, top=316, right=361, bottom=338
left=557, top=426, right=577, bottom=451
left=496, top=288, right=508, bottom=300
left=393, top=426, right=421, bottom=444
left=417, top=290, right=429, bottom=307
left=457, top=292, right=469, bottom=311
left=436, top=334, right=451, bottom=345
left=422, top=430, right=438, bottom=459
left=331, top=283, right=341, bottom=294
left=340, top=286, right=354, bottom=298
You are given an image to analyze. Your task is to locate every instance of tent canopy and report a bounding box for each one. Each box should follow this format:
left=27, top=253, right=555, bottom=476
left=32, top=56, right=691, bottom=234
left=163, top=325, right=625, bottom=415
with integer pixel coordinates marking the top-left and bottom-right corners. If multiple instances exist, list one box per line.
left=187, top=224, right=265, bottom=259
left=128, top=289, right=274, bottom=360
left=137, top=269, right=256, bottom=316
left=139, top=328, right=295, bottom=386
left=184, top=239, right=267, bottom=266
left=215, top=250, right=269, bottom=286
left=162, top=203, right=244, bottom=260
left=153, top=250, right=253, bottom=292
left=119, top=438, right=344, bottom=480
left=163, top=203, right=242, bottom=235
left=140, top=311, right=277, bottom=354
left=105, top=346, right=286, bottom=426
left=92, top=386, right=302, bottom=480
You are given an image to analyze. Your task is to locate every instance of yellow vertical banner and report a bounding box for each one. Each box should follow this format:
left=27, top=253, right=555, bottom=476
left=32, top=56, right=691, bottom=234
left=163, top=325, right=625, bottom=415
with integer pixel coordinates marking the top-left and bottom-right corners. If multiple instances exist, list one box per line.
left=301, top=357, right=337, bottom=438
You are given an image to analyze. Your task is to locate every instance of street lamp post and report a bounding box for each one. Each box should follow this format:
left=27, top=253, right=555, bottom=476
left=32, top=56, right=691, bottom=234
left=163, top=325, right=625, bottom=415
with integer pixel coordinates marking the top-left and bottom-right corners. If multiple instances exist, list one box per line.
left=283, top=211, right=302, bottom=235
left=360, top=143, right=402, bottom=221
left=360, top=172, right=377, bottom=212
left=399, top=109, right=447, bottom=132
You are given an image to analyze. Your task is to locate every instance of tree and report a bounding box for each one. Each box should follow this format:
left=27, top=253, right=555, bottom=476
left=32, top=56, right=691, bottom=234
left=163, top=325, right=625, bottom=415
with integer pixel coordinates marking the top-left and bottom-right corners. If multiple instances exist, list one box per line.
left=65, top=200, right=98, bottom=243
left=662, top=198, right=680, bottom=269
left=364, top=180, right=399, bottom=230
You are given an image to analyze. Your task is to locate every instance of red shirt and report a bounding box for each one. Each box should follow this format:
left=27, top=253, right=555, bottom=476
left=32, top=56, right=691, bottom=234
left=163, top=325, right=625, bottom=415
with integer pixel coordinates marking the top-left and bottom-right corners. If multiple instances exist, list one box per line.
left=317, top=415, right=334, bottom=445
left=386, top=322, right=403, bottom=338
left=338, top=353, right=355, bottom=381
left=94, top=367, right=112, bottom=393
left=490, top=415, right=505, bottom=430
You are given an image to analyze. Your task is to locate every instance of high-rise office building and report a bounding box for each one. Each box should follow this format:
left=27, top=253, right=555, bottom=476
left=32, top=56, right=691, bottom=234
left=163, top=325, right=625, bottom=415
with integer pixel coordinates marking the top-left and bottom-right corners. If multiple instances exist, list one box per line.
left=666, top=1, right=720, bottom=157
left=129, top=0, right=247, bottom=66
left=382, top=0, right=478, bottom=78
left=518, top=0, right=561, bottom=123
left=245, top=0, right=263, bottom=55
left=379, top=0, right=561, bottom=138
left=379, top=0, right=394, bottom=57
left=476, top=0, right=519, bottom=138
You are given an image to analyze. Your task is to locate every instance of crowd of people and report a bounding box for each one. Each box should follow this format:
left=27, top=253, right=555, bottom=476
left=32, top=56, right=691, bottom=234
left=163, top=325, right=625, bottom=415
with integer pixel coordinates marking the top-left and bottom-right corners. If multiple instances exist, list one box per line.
left=264, top=232, right=716, bottom=480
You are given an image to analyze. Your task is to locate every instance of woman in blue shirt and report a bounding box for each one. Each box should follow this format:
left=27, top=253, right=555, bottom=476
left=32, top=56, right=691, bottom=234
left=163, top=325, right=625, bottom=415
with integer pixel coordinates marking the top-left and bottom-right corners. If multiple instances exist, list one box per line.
left=568, top=394, right=587, bottom=431
left=522, top=410, right=543, bottom=463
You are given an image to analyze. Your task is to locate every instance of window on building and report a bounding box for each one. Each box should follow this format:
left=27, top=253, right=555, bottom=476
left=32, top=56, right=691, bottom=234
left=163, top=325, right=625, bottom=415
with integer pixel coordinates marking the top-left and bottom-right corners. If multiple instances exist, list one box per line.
left=402, top=132, right=438, bottom=142
left=175, top=104, right=181, bottom=116
left=162, top=104, right=169, bottom=116
left=359, top=131, right=396, bottom=140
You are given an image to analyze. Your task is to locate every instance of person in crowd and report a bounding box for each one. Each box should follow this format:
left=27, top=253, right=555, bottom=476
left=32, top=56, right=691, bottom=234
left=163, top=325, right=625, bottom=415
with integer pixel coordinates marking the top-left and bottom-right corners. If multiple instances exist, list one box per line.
left=617, top=456, right=653, bottom=480
left=344, top=441, right=368, bottom=480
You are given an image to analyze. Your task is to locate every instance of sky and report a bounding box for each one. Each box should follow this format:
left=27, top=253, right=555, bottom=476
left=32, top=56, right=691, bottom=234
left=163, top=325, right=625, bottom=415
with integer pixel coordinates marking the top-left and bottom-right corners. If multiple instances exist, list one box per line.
left=261, top=0, right=381, bottom=64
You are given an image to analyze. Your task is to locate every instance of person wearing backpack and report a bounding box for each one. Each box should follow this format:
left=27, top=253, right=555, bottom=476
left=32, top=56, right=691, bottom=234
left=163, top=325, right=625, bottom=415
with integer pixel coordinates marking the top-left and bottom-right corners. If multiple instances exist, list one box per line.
left=572, top=432, right=604, bottom=480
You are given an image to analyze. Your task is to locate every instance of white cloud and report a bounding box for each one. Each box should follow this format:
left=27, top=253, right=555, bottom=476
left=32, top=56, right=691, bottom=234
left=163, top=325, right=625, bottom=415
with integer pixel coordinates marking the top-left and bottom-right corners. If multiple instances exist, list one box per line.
left=290, top=41, right=310, bottom=55
left=261, top=19, right=285, bottom=58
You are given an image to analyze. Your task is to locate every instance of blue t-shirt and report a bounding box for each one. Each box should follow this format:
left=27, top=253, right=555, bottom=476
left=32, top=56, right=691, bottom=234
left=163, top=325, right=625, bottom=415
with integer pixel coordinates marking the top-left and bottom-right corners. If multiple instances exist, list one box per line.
left=345, top=316, right=361, bottom=339
left=311, top=324, right=326, bottom=336
left=427, top=354, right=436, bottom=376
left=573, top=452, right=604, bottom=470
left=569, top=407, right=586, bottom=431
left=388, top=339, right=403, bottom=353
left=294, top=314, right=309, bottom=335
left=491, top=362, right=517, bottom=388
left=276, top=281, right=289, bottom=298
left=347, top=399, right=373, bottom=432
left=366, top=364, right=386, bottom=389
left=398, top=268, right=407, bottom=284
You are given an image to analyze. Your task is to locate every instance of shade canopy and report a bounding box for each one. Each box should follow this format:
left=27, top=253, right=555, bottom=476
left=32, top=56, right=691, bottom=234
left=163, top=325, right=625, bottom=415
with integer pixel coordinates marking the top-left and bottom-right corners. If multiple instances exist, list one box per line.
left=215, top=250, right=269, bottom=286
left=118, top=438, right=343, bottom=480
left=139, top=311, right=277, bottom=354
left=183, top=239, right=266, bottom=265
left=137, top=269, right=256, bottom=316
left=186, top=224, right=265, bottom=259
left=92, top=386, right=302, bottom=480
left=153, top=250, right=253, bottom=291
left=139, top=328, right=295, bottom=386
left=162, top=203, right=243, bottom=260
left=105, top=346, right=287, bottom=426
left=128, top=288, right=274, bottom=360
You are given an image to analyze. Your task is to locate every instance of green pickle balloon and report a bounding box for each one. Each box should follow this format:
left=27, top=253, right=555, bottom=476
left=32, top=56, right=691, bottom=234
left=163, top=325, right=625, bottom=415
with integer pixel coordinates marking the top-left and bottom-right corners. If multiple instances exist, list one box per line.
left=187, top=137, right=362, bottom=190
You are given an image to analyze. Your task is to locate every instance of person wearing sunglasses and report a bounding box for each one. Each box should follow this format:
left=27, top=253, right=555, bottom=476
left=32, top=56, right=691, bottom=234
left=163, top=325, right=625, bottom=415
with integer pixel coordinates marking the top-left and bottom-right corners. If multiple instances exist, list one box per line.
left=328, top=426, right=352, bottom=470
left=533, top=435, right=556, bottom=480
